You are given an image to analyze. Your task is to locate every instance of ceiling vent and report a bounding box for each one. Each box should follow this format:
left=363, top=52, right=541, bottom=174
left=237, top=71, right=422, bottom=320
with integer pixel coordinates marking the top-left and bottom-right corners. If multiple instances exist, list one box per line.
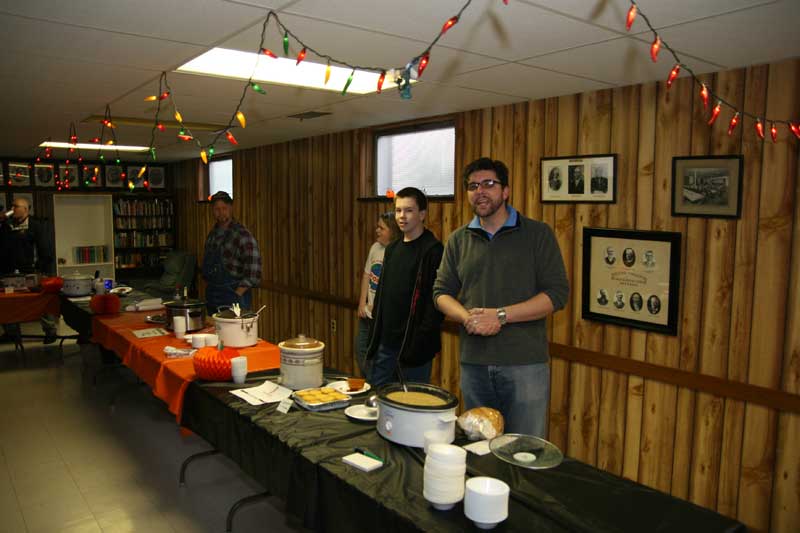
left=287, top=111, right=332, bottom=121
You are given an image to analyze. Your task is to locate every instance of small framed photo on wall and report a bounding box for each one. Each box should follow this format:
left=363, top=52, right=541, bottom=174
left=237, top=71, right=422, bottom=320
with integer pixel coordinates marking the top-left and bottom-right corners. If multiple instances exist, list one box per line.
left=582, top=227, right=681, bottom=335
left=7, top=162, right=31, bottom=187
left=80, top=164, right=103, bottom=187
left=34, top=163, right=55, bottom=187
left=147, top=166, right=165, bottom=189
left=541, top=154, right=617, bottom=203
left=59, top=164, right=78, bottom=187
left=671, top=155, right=743, bottom=218
left=104, top=165, right=125, bottom=188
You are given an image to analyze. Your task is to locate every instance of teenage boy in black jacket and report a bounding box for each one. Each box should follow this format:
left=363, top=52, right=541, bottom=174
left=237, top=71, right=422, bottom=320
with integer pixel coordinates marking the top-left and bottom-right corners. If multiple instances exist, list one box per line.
left=366, top=187, right=443, bottom=387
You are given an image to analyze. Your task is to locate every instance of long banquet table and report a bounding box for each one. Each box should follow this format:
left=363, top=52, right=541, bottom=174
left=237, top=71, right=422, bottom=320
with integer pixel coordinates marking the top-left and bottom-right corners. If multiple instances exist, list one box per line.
left=181, top=369, right=746, bottom=533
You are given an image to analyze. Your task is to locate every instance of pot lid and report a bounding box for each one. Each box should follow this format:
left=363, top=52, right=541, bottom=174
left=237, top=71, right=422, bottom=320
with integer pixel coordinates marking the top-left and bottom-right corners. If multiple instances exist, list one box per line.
left=63, top=270, right=92, bottom=280
left=281, top=333, right=323, bottom=350
left=164, top=298, right=206, bottom=308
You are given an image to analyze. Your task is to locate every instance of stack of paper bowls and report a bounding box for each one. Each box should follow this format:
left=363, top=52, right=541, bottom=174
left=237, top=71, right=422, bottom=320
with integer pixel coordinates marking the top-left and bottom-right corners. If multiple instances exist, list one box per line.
left=423, top=443, right=467, bottom=510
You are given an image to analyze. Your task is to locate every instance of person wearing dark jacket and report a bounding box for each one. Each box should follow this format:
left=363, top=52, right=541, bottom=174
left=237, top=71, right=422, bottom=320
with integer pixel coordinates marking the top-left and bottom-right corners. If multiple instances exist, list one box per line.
left=366, top=187, right=444, bottom=387
left=0, top=197, right=57, bottom=342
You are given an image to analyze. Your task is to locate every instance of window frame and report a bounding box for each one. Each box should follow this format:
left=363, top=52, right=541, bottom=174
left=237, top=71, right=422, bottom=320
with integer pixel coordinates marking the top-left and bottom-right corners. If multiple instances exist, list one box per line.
left=197, top=155, right=234, bottom=202
left=370, top=119, right=456, bottom=200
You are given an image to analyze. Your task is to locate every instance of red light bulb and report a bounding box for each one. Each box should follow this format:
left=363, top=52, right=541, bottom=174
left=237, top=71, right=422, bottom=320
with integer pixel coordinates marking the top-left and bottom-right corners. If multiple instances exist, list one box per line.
left=441, top=16, right=458, bottom=35
left=158, top=91, right=170, bottom=100
left=418, top=52, right=430, bottom=77
left=708, top=101, right=721, bottom=126
left=626, top=5, right=637, bottom=31
left=727, top=113, right=739, bottom=136
left=157, top=123, right=166, bottom=132
left=699, top=85, right=709, bottom=109
left=755, top=120, right=765, bottom=139
left=790, top=123, right=800, bottom=140
left=225, top=131, right=238, bottom=145
left=261, top=48, right=277, bottom=59
left=296, top=47, right=307, bottom=65
left=771, top=122, right=778, bottom=142
left=650, top=36, right=661, bottom=62
left=377, top=71, right=386, bottom=94
left=666, top=64, right=680, bottom=89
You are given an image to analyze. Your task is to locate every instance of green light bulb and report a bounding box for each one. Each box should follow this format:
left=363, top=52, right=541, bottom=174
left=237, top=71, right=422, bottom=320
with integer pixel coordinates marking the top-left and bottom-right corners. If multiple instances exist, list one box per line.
left=208, top=146, right=215, bottom=156
left=342, top=70, right=354, bottom=95
left=283, top=31, right=289, bottom=55
left=250, top=83, right=266, bottom=95
left=115, top=158, right=120, bottom=164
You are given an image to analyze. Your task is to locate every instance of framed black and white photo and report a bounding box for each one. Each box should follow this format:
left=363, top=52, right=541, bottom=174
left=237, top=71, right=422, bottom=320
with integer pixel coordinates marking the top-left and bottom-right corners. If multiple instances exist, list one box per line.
left=104, top=165, right=125, bottom=188
left=80, top=164, right=103, bottom=188
left=33, top=163, right=55, bottom=187
left=127, top=166, right=146, bottom=189
left=147, top=166, right=165, bottom=189
left=7, top=162, right=31, bottom=187
left=541, top=154, right=616, bottom=203
left=582, top=227, right=681, bottom=335
left=672, top=155, right=743, bottom=218
left=59, top=164, right=79, bottom=187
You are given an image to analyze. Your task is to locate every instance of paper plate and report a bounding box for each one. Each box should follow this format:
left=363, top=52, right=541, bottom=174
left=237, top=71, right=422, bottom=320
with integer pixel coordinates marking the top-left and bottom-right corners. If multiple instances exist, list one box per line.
left=489, top=434, right=563, bottom=470
left=328, top=380, right=371, bottom=395
left=344, top=404, right=378, bottom=422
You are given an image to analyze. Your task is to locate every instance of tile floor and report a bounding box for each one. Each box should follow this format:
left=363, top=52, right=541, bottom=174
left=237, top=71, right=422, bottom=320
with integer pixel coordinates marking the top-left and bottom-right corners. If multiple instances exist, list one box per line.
left=0, top=321, right=304, bottom=533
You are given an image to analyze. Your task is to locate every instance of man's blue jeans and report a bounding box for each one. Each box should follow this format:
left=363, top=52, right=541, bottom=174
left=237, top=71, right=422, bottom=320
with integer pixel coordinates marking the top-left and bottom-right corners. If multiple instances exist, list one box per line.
left=460, top=362, right=550, bottom=437
left=368, top=342, right=432, bottom=388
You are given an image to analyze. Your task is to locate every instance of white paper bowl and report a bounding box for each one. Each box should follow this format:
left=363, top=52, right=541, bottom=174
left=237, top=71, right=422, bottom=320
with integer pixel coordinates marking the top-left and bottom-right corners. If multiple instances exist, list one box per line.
left=464, top=477, right=509, bottom=526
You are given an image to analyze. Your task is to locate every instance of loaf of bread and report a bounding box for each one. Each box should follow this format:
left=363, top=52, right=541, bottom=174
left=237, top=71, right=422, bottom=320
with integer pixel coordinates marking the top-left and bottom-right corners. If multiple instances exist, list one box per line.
left=457, top=407, right=504, bottom=441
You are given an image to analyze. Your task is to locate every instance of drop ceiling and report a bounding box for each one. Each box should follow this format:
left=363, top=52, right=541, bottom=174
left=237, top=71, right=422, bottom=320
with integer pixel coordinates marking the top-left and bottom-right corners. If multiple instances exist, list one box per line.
left=0, top=0, right=797, bottom=162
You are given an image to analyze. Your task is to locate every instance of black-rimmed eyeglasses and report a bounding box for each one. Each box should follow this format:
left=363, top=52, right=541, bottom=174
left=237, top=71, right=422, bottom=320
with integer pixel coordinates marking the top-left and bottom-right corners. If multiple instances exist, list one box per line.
left=466, top=179, right=501, bottom=191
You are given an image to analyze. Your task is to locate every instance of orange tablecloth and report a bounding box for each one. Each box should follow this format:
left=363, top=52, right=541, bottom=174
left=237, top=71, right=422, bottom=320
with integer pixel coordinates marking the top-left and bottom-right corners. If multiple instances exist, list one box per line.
left=91, top=311, right=280, bottom=421
left=0, top=291, right=60, bottom=324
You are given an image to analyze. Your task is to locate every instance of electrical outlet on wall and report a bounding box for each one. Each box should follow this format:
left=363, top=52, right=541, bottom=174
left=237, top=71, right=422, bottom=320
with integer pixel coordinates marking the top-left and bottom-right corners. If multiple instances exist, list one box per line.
left=330, top=319, right=337, bottom=334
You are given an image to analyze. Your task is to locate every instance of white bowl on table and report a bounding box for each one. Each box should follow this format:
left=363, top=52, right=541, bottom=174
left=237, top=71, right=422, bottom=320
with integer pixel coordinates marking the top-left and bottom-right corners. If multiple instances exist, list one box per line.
left=464, top=476, right=510, bottom=529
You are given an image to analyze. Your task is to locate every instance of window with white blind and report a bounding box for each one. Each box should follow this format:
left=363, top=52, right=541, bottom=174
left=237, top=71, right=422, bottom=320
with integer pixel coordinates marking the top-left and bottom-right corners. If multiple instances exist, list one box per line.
left=209, top=158, right=233, bottom=199
left=375, top=122, right=455, bottom=197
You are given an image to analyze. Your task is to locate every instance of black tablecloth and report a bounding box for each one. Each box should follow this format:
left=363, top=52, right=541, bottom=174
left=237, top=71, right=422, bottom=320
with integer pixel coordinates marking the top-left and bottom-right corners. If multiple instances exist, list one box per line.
left=59, top=289, right=160, bottom=338
left=181, top=371, right=745, bottom=533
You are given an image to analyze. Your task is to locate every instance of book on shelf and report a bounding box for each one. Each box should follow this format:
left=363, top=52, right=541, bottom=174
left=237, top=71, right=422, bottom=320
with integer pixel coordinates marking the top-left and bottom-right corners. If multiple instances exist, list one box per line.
left=73, top=245, right=108, bottom=264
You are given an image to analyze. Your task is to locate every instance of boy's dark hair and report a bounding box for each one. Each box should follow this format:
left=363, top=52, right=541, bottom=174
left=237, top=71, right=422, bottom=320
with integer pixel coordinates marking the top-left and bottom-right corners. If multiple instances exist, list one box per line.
left=462, top=157, right=509, bottom=188
left=395, top=187, right=428, bottom=211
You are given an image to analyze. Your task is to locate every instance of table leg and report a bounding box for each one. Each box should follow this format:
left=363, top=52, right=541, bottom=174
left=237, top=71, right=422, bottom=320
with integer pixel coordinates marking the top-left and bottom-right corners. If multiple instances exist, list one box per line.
left=178, top=449, right=220, bottom=487
left=225, top=492, right=271, bottom=533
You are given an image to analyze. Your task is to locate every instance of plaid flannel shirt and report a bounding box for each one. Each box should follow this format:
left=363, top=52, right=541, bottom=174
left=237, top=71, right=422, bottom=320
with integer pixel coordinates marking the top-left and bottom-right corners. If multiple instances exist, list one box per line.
left=205, top=220, right=262, bottom=288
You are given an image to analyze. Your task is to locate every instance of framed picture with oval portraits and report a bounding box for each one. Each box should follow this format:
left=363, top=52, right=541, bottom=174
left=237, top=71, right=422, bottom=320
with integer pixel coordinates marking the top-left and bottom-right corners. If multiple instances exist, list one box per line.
left=582, top=227, right=681, bottom=335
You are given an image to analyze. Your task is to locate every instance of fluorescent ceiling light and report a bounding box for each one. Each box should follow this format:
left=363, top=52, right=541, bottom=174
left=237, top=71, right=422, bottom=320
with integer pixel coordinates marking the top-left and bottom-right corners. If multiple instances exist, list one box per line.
left=39, top=141, right=149, bottom=152
left=177, top=48, right=408, bottom=94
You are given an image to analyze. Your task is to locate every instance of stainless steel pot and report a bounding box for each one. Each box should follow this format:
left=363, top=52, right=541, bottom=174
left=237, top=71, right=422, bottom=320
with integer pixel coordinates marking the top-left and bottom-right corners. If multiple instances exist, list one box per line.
left=163, top=298, right=206, bottom=332
left=376, top=383, right=459, bottom=448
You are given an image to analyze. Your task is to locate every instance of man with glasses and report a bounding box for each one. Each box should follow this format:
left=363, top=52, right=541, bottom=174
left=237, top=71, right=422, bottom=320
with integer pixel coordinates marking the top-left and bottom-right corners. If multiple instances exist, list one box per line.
left=433, top=157, right=569, bottom=437
left=0, top=197, right=58, bottom=343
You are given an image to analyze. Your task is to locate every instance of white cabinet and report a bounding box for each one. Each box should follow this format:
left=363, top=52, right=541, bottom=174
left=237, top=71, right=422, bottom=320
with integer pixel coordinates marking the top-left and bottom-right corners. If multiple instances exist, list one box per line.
left=52, top=194, right=115, bottom=280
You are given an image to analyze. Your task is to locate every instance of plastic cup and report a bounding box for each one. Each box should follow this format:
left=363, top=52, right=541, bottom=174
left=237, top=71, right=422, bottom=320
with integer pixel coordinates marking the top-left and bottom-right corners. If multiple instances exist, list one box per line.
left=231, top=356, right=247, bottom=384
left=173, top=316, right=186, bottom=338
left=205, top=333, right=219, bottom=347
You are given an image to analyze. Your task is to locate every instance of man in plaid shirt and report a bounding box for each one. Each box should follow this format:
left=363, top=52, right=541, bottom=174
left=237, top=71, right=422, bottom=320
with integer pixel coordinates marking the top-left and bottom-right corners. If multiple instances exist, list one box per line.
left=202, top=191, right=261, bottom=314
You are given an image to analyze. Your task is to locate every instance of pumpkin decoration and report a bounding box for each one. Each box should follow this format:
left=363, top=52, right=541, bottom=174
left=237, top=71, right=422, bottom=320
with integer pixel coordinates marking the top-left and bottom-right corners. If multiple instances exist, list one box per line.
left=40, top=276, right=64, bottom=294
left=89, top=293, right=121, bottom=314
left=193, top=343, right=241, bottom=381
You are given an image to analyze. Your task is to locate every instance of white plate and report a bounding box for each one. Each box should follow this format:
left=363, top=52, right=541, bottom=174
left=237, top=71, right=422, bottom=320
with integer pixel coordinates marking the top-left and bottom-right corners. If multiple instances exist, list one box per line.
left=328, top=380, right=371, bottom=395
left=344, top=404, right=378, bottom=422
left=109, top=286, right=133, bottom=296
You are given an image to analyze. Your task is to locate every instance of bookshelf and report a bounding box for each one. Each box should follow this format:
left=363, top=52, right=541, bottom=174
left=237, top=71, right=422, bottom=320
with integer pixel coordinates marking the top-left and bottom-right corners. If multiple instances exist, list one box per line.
left=113, top=196, right=175, bottom=272
left=52, top=194, right=115, bottom=279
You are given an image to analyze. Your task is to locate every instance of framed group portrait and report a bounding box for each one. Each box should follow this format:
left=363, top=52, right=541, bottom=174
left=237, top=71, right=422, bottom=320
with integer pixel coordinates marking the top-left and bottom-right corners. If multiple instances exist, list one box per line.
left=671, top=155, right=743, bottom=218
left=541, top=154, right=616, bottom=203
left=582, top=227, right=681, bottom=335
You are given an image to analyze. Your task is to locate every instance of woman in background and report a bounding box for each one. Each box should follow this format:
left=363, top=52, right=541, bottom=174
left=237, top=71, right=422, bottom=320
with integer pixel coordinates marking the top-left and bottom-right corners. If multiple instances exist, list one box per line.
left=354, top=211, right=400, bottom=376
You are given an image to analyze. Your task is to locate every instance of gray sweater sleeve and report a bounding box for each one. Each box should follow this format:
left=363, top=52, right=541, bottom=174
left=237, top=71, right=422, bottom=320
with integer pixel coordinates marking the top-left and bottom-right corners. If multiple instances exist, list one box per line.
left=432, top=230, right=462, bottom=301
left=534, top=223, right=569, bottom=312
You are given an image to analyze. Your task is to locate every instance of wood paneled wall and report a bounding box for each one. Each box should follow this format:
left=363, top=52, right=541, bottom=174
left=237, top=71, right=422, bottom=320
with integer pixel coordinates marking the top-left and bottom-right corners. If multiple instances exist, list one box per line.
left=171, top=58, right=800, bottom=531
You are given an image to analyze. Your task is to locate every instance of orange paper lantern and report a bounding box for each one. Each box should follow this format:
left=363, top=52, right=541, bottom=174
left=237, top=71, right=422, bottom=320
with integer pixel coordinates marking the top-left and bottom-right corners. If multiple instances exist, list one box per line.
left=193, top=345, right=240, bottom=381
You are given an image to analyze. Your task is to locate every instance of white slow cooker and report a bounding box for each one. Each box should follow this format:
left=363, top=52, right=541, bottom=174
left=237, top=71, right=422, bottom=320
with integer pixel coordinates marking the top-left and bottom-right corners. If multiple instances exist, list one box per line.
left=62, top=271, right=93, bottom=296
left=213, top=310, right=258, bottom=347
left=376, top=383, right=459, bottom=448
left=278, top=334, right=325, bottom=390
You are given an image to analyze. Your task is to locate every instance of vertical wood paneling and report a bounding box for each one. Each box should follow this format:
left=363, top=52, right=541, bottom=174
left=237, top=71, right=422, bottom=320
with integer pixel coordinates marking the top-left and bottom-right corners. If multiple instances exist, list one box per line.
left=170, top=59, right=800, bottom=532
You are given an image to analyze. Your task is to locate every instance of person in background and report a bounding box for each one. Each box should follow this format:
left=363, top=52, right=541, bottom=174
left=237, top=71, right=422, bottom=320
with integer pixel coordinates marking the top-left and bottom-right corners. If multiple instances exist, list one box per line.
left=366, top=187, right=444, bottom=387
left=354, top=211, right=400, bottom=377
left=434, top=157, right=569, bottom=437
left=0, top=197, right=57, bottom=343
left=202, top=191, right=262, bottom=315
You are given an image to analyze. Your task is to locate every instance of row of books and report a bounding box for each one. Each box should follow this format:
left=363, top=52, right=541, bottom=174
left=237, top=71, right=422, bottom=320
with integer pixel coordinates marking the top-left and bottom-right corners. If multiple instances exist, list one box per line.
left=73, top=245, right=109, bottom=264
left=114, top=216, right=173, bottom=230
left=115, top=252, right=164, bottom=269
left=113, top=198, right=174, bottom=217
left=114, top=231, right=173, bottom=248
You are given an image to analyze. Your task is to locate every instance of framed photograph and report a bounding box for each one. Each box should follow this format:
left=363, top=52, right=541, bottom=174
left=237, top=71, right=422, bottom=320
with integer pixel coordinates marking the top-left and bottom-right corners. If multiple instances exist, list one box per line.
left=7, top=162, right=31, bottom=187
left=147, top=166, right=165, bottom=189
left=672, top=155, right=743, bottom=218
left=59, top=164, right=78, bottom=187
left=127, top=166, right=146, bottom=188
left=80, top=164, right=103, bottom=188
left=582, top=227, right=681, bottom=335
left=33, top=163, right=55, bottom=187
left=541, top=154, right=616, bottom=203
left=104, top=165, right=125, bottom=188
left=12, top=192, right=34, bottom=216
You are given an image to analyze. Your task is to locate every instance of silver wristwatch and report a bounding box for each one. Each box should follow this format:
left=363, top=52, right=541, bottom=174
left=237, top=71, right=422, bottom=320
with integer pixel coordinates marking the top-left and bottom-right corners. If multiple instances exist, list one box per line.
left=496, top=308, right=507, bottom=326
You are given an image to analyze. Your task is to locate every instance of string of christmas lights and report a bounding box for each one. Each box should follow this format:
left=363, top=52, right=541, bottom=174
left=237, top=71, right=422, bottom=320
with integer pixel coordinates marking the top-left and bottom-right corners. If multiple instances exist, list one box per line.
left=626, top=0, right=799, bottom=141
